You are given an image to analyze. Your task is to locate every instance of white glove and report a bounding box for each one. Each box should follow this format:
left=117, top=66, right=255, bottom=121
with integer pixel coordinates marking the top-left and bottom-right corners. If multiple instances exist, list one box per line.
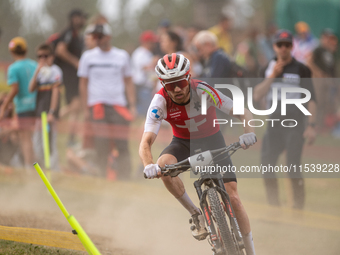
left=144, top=164, right=161, bottom=179
left=239, top=132, right=257, bottom=147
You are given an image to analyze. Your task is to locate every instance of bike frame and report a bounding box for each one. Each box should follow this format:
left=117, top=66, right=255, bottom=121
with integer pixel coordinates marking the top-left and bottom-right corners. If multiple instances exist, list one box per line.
left=148, top=142, right=245, bottom=254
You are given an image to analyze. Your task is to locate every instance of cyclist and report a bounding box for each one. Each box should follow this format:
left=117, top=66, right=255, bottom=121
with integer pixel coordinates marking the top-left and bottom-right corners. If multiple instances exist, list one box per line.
left=139, top=53, right=256, bottom=255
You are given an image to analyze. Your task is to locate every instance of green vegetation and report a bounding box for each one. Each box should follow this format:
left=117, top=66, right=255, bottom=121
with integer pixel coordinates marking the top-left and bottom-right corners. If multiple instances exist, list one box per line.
left=0, top=240, right=85, bottom=255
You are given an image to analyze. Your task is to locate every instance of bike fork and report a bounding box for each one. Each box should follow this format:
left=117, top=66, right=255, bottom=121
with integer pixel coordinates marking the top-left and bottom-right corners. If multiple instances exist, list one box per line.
left=194, top=180, right=224, bottom=254
left=215, top=185, right=244, bottom=249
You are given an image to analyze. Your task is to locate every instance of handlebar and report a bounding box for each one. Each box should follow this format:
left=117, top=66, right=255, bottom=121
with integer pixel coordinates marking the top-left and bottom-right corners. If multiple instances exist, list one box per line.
left=144, top=142, right=242, bottom=179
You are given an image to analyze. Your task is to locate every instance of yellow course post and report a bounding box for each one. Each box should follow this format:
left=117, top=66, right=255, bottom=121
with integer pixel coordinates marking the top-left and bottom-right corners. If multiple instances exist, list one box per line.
left=41, top=111, right=51, bottom=181
left=33, top=162, right=101, bottom=255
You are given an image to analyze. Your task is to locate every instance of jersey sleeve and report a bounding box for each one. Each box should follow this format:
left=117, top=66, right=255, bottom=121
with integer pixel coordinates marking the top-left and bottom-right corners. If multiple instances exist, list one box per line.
left=144, top=94, right=167, bottom=135
left=55, top=65, right=63, bottom=83
left=77, top=51, right=89, bottom=78
left=7, top=65, right=18, bottom=86
left=52, top=66, right=63, bottom=87
left=122, top=51, right=132, bottom=78
left=196, top=82, right=234, bottom=115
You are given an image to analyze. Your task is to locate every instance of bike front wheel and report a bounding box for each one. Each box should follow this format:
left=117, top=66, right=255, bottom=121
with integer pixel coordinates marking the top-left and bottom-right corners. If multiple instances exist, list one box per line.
left=207, top=188, right=238, bottom=255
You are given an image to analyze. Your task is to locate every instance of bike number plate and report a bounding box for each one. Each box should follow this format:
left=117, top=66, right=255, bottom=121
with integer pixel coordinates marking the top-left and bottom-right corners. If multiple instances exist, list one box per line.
left=189, top=150, right=213, bottom=169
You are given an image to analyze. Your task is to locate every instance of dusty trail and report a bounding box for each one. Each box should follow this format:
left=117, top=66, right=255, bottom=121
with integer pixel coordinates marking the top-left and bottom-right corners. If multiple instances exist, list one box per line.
left=1, top=171, right=340, bottom=255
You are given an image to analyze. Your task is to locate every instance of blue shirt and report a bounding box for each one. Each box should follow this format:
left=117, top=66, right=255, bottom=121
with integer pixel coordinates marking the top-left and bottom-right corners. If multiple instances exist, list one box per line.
left=201, top=49, right=231, bottom=78
left=7, top=58, right=37, bottom=114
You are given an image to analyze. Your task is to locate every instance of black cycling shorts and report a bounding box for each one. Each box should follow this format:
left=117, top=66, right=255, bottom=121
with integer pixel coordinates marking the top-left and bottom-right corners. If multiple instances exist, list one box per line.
left=160, top=130, right=237, bottom=183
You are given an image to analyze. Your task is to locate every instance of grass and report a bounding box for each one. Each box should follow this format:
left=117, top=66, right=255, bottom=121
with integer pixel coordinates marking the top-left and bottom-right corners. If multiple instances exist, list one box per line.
left=0, top=240, right=85, bottom=255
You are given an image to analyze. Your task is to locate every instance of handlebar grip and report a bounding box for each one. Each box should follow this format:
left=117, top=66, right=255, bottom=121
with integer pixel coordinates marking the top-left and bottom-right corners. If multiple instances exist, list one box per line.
left=144, top=167, right=166, bottom=179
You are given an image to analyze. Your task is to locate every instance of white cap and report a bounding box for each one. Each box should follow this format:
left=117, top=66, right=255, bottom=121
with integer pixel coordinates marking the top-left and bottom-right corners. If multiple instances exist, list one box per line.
left=89, top=23, right=112, bottom=36
left=84, top=24, right=96, bottom=35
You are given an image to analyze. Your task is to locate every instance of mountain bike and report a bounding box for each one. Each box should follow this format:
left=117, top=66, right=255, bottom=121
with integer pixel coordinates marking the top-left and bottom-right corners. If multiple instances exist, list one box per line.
left=149, top=142, right=245, bottom=255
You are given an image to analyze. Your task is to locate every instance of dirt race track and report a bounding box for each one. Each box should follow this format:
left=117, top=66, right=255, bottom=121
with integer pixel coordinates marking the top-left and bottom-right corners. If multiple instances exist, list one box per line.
left=1, top=168, right=340, bottom=255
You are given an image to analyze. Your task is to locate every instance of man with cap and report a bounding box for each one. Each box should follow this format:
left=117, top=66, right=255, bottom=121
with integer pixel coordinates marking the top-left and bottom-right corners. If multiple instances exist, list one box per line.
left=55, top=8, right=87, bottom=145
left=0, top=37, right=37, bottom=170
left=253, top=29, right=317, bottom=209
left=131, top=30, right=158, bottom=116
left=78, top=23, right=136, bottom=179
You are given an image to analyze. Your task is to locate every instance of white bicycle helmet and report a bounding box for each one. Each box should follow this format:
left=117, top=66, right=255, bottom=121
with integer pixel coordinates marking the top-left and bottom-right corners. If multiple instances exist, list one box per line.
left=155, top=53, right=190, bottom=81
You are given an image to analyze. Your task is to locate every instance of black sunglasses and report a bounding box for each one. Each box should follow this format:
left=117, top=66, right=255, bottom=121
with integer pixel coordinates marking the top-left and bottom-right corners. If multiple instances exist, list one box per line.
left=276, top=42, right=292, bottom=48
left=37, top=54, right=50, bottom=59
left=92, top=33, right=105, bottom=39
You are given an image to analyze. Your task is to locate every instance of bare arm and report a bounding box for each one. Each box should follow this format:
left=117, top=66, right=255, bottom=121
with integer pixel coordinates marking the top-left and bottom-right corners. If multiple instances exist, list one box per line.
left=124, top=76, right=137, bottom=116
left=79, top=77, right=88, bottom=111
left=46, top=83, right=60, bottom=122
left=307, top=100, right=317, bottom=125
left=253, top=61, right=284, bottom=102
left=0, top=84, right=19, bottom=120
left=29, top=65, right=43, bottom=92
left=139, top=132, right=157, bottom=167
left=49, top=83, right=60, bottom=113
left=55, top=42, right=79, bottom=69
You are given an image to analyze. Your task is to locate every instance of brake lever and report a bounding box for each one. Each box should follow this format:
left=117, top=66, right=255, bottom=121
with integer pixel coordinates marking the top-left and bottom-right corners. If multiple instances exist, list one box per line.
left=162, top=164, right=190, bottom=178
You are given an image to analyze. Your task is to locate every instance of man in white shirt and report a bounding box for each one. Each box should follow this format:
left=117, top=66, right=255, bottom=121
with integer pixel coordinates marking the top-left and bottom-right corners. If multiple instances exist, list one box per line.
left=131, top=30, right=157, bottom=116
left=78, top=23, right=136, bottom=179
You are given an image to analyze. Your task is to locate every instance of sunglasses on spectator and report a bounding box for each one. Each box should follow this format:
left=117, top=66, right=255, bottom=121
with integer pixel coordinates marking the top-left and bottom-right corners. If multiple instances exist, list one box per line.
left=161, top=76, right=190, bottom=91
left=37, top=54, right=50, bottom=59
left=92, top=33, right=105, bottom=39
left=276, top=42, right=292, bottom=48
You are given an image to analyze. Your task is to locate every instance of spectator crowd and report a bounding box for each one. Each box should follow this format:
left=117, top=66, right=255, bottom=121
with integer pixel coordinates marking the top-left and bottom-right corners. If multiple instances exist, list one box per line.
left=0, top=9, right=339, bottom=208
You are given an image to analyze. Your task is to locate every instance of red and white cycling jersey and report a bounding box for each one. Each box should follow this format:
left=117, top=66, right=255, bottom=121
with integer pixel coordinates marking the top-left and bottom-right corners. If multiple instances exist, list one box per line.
left=144, top=79, right=234, bottom=139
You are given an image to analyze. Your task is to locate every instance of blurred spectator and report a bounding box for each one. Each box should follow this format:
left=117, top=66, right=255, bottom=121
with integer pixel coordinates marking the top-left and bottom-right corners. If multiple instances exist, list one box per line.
left=185, top=24, right=204, bottom=77
left=0, top=37, right=37, bottom=170
left=157, top=19, right=171, bottom=36
left=82, top=14, right=110, bottom=153
left=292, top=21, right=318, bottom=64
left=160, top=30, right=183, bottom=54
left=131, top=30, right=158, bottom=116
left=234, top=27, right=266, bottom=77
left=29, top=43, right=62, bottom=170
left=253, top=30, right=317, bottom=209
left=193, top=30, right=231, bottom=78
left=184, top=24, right=202, bottom=53
left=55, top=9, right=87, bottom=145
left=209, top=14, right=233, bottom=56
left=308, top=29, right=339, bottom=131
left=84, top=24, right=97, bottom=50
left=0, top=93, right=18, bottom=167
left=310, top=29, right=338, bottom=77
left=84, top=14, right=109, bottom=51
left=257, top=22, right=277, bottom=66
left=154, top=19, right=171, bottom=56
left=78, top=23, right=136, bottom=179
left=65, top=144, right=97, bottom=175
